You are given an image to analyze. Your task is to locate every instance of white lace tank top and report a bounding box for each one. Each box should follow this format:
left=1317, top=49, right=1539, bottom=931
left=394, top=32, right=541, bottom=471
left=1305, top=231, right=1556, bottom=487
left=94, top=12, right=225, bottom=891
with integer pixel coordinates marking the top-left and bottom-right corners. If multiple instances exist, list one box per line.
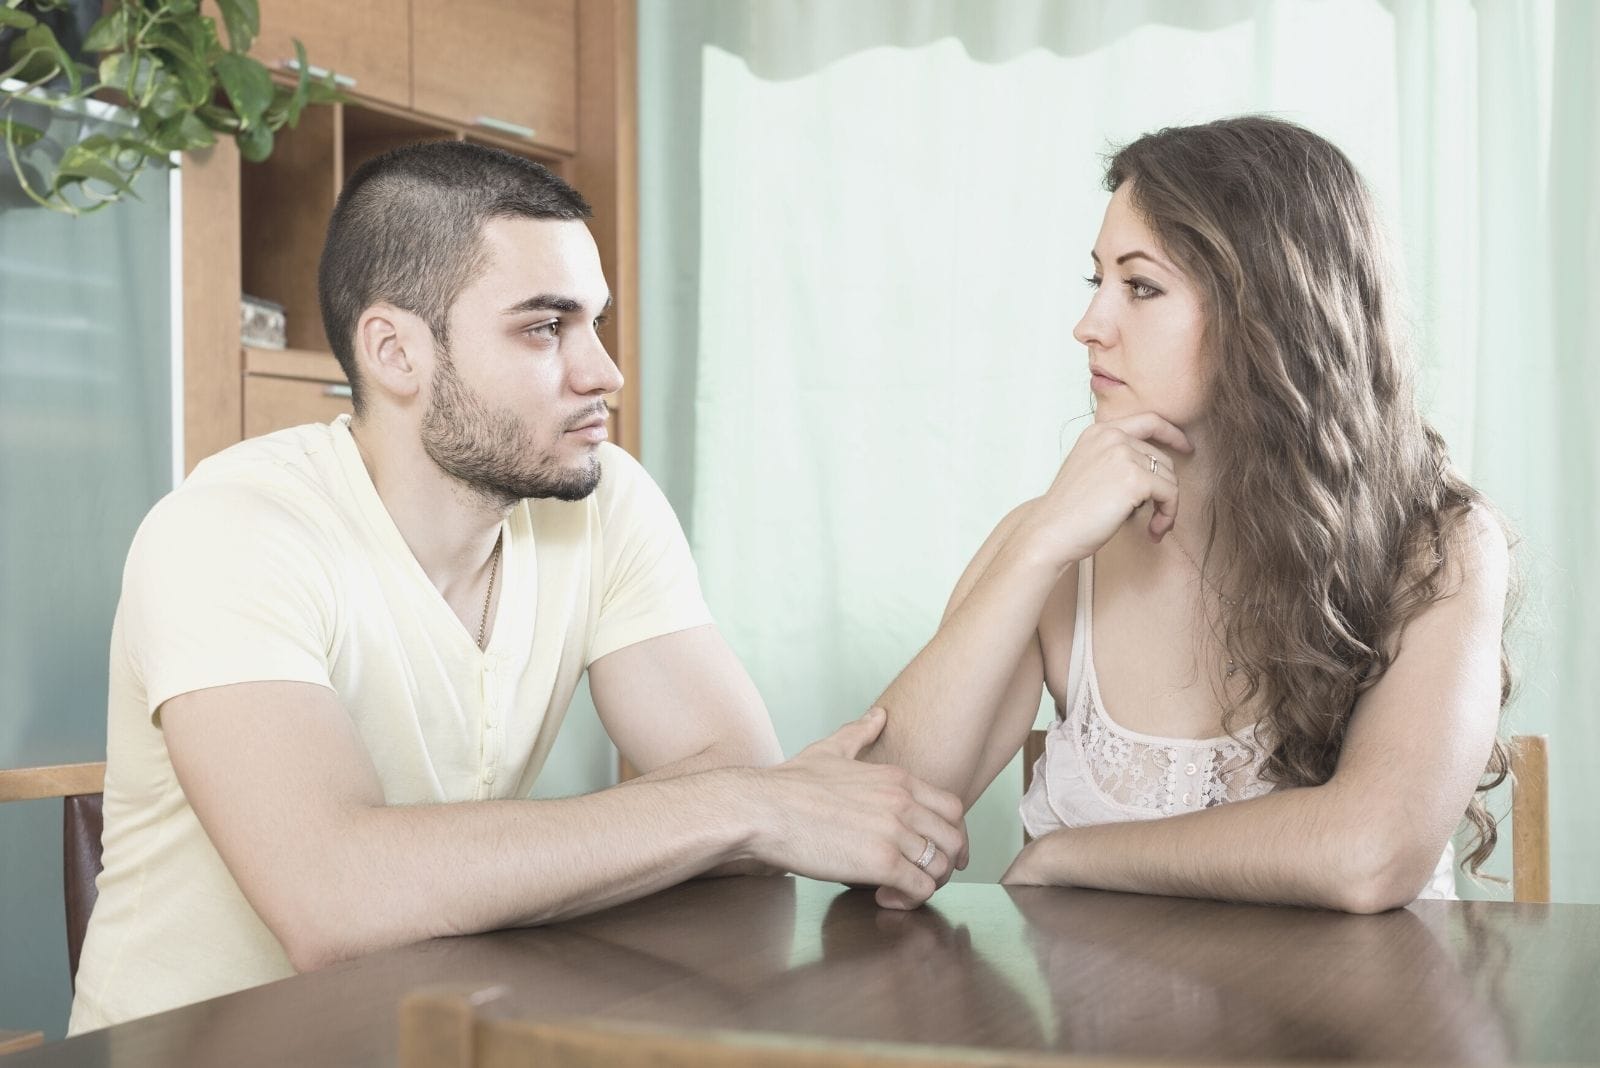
left=1019, top=557, right=1457, bottom=900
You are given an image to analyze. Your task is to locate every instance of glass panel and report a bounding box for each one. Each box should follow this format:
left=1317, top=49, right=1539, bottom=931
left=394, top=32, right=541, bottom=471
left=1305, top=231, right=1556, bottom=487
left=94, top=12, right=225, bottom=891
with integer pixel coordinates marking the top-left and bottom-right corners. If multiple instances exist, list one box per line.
left=0, top=95, right=173, bottom=1039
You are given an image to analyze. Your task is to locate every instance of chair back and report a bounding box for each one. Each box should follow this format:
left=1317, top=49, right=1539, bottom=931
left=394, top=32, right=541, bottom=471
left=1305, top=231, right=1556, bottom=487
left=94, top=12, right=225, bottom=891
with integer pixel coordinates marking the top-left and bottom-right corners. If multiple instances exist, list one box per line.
left=0, top=761, right=108, bottom=983
left=1020, top=730, right=1551, bottom=902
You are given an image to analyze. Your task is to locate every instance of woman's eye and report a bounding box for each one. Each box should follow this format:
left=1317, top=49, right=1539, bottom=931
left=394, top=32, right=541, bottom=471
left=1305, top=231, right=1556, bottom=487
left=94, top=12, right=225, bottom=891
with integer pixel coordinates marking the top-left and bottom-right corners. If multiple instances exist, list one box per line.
left=1083, top=275, right=1102, bottom=289
left=1125, top=279, right=1161, bottom=300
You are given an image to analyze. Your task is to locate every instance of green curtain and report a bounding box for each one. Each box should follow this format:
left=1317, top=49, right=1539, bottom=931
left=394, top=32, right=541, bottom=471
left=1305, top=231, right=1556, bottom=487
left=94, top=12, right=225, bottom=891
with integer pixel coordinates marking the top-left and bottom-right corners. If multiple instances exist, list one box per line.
left=637, top=0, right=1598, bottom=901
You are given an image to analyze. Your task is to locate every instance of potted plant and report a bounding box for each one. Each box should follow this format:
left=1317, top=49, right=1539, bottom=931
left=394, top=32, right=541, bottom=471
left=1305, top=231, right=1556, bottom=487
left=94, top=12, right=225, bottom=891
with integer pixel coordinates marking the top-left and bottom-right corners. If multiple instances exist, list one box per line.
left=0, top=0, right=339, bottom=214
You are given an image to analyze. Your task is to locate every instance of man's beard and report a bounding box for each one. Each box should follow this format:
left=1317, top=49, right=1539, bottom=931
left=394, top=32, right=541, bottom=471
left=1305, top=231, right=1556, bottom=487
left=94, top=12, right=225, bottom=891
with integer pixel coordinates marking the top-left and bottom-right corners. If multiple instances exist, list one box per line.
left=420, top=350, right=602, bottom=505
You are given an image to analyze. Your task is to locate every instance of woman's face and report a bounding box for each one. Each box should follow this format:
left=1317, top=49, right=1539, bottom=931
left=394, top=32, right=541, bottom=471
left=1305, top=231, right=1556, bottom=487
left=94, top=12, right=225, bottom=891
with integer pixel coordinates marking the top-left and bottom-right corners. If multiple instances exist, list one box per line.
left=1074, top=184, right=1210, bottom=429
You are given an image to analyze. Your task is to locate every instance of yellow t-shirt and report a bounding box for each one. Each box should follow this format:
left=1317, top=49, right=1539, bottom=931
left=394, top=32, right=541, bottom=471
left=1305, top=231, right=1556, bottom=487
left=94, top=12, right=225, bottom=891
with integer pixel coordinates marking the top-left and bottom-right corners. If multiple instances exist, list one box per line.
left=69, top=416, right=712, bottom=1032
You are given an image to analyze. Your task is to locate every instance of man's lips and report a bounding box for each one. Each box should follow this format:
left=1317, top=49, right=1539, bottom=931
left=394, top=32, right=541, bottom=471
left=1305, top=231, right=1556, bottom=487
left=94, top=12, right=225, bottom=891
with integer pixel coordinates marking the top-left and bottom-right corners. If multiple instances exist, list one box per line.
left=564, top=407, right=609, bottom=432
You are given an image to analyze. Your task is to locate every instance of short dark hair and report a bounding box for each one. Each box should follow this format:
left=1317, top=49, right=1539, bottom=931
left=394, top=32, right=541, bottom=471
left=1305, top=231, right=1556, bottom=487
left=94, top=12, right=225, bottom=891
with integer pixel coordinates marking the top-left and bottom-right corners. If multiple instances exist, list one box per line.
left=316, top=140, right=592, bottom=410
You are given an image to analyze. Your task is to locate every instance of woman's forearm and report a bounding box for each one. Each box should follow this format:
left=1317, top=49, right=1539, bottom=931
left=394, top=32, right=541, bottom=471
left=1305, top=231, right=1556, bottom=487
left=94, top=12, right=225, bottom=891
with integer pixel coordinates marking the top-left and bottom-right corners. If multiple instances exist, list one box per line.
left=1006, top=782, right=1433, bottom=913
left=868, top=524, right=1065, bottom=803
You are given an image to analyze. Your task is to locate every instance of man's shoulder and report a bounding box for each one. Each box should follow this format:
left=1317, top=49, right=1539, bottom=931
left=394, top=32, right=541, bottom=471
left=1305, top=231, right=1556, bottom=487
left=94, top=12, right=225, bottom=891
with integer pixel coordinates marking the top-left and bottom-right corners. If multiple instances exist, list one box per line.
left=139, top=424, right=349, bottom=549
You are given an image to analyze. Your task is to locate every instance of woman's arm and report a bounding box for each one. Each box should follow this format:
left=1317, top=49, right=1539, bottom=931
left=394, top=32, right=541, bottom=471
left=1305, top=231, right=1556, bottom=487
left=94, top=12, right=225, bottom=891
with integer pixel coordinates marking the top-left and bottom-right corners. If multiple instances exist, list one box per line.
left=865, top=413, right=1196, bottom=809
left=863, top=502, right=1063, bottom=807
left=1003, top=511, right=1511, bottom=913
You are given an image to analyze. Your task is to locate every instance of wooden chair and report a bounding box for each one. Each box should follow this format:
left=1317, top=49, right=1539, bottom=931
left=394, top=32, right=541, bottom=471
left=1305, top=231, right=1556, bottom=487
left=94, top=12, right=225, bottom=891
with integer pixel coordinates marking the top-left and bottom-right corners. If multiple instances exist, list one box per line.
left=1021, top=730, right=1551, bottom=903
left=0, top=760, right=108, bottom=1052
left=400, top=986, right=1087, bottom=1068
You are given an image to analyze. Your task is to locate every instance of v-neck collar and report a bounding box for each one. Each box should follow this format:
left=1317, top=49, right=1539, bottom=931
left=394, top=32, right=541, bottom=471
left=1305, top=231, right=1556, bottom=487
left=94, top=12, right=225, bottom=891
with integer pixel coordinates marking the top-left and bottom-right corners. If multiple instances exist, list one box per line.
left=327, top=415, right=530, bottom=657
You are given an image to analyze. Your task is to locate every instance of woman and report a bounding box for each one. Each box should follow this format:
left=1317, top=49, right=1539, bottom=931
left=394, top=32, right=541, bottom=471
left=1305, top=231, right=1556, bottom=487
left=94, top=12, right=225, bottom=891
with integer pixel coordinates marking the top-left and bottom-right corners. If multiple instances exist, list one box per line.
left=869, top=116, right=1513, bottom=913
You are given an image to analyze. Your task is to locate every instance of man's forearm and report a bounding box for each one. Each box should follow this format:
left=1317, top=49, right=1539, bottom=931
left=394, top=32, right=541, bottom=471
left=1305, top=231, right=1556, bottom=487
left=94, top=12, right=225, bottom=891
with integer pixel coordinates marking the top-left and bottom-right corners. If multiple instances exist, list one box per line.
left=273, top=766, right=765, bottom=971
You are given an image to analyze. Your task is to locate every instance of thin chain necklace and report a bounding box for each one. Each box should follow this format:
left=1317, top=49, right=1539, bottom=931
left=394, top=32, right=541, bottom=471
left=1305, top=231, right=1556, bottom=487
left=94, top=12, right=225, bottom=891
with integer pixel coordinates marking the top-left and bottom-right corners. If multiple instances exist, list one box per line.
left=1168, top=535, right=1238, bottom=678
left=476, top=534, right=502, bottom=650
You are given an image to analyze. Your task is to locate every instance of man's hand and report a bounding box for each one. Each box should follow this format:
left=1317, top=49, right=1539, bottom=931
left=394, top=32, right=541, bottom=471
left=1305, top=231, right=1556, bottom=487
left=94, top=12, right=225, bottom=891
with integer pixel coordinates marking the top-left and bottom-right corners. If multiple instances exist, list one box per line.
left=747, top=707, right=968, bottom=909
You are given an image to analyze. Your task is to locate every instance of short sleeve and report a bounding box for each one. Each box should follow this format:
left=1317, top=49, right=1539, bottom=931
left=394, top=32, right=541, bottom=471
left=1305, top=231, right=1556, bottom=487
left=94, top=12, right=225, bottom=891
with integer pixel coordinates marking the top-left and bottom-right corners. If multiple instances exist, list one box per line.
left=586, top=445, right=714, bottom=666
left=119, top=481, right=338, bottom=720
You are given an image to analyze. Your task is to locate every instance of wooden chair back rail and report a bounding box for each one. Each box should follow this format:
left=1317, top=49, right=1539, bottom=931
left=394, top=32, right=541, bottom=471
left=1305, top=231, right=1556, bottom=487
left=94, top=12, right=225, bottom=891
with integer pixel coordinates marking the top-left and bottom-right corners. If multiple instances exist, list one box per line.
left=1022, top=730, right=1552, bottom=903
left=0, top=761, right=105, bottom=802
left=401, top=987, right=1127, bottom=1068
left=1511, top=734, right=1550, bottom=903
left=0, top=1029, right=45, bottom=1055
left=0, top=760, right=109, bottom=1001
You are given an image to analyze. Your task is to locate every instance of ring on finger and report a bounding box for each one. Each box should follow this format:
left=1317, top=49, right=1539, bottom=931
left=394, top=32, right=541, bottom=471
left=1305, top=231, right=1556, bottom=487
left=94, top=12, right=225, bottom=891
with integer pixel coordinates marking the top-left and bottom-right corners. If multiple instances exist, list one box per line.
left=1148, top=453, right=1160, bottom=474
left=913, top=836, right=937, bottom=870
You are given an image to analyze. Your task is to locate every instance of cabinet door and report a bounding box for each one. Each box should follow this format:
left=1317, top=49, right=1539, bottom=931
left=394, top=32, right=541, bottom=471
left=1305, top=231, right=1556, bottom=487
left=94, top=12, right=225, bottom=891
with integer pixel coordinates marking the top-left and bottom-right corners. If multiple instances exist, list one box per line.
left=244, top=375, right=354, bottom=438
left=412, top=0, right=577, bottom=153
left=252, top=0, right=411, bottom=110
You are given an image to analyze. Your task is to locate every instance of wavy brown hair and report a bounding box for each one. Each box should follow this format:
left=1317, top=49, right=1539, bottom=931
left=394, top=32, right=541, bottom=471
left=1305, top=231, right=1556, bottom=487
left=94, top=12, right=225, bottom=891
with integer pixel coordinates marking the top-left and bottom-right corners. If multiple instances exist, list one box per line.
left=1105, top=116, right=1513, bottom=875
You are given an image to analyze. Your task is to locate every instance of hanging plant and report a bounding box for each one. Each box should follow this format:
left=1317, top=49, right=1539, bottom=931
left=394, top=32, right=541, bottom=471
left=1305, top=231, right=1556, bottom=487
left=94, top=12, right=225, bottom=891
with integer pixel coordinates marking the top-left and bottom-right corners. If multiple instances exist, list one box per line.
left=0, top=0, right=340, bottom=214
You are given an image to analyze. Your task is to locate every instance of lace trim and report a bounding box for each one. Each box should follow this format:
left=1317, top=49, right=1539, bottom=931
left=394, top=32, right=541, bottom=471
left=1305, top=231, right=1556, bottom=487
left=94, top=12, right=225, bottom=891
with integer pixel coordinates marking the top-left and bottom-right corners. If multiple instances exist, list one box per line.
left=1074, top=697, right=1273, bottom=815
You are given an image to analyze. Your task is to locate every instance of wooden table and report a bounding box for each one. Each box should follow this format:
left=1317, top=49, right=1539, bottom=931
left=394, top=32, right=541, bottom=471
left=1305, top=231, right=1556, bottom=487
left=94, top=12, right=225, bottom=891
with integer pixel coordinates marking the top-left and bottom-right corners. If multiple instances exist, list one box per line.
left=9, top=877, right=1597, bottom=1065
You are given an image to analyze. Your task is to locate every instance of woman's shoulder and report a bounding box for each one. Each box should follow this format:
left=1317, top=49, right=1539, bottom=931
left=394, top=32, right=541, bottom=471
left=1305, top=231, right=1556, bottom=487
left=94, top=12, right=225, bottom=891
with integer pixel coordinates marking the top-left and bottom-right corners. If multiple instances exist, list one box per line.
left=1426, top=501, right=1512, bottom=601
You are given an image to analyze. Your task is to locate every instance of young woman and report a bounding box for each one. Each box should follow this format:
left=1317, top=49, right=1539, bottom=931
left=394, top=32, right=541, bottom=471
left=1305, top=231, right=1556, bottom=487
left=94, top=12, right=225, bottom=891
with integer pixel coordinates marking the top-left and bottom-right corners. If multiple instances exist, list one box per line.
left=870, top=116, right=1513, bottom=913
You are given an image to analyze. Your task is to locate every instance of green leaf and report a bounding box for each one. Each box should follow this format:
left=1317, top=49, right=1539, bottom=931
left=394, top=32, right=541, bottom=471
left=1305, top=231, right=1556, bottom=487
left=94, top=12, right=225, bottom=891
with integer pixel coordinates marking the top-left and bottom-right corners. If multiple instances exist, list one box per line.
left=237, top=120, right=272, bottom=162
left=176, top=111, right=214, bottom=148
left=186, top=14, right=222, bottom=65
left=1, top=118, right=45, bottom=149
left=7, top=24, right=75, bottom=90
left=283, top=37, right=310, bottom=126
left=214, top=51, right=271, bottom=128
left=81, top=8, right=128, bottom=54
left=55, top=142, right=138, bottom=196
left=101, top=52, right=160, bottom=105
left=215, top=0, right=259, bottom=54
left=144, top=71, right=187, bottom=119
left=0, top=8, right=38, bottom=31
left=97, top=50, right=130, bottom=89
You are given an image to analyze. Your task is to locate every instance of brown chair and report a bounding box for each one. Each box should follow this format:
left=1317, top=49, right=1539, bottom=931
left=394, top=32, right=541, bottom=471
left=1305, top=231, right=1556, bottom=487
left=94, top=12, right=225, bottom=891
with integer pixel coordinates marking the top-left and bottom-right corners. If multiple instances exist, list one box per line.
left=1020, top=730, right=1551, bottom=903
left=0, top=759, right=108, bottom=1050
left=399, top=986, right=1086, bottom=1068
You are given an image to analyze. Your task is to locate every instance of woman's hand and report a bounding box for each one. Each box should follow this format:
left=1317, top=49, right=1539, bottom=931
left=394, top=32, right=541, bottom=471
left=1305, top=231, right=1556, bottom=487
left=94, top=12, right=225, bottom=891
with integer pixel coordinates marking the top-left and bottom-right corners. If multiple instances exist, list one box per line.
left=1012, top=412, right=1193, bottom=569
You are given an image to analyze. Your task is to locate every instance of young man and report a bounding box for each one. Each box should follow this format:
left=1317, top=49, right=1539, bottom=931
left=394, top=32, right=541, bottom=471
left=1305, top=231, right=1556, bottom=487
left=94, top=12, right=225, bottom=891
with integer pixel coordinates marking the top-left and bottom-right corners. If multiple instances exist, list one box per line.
left=69, top=143, right=965, bottom=1031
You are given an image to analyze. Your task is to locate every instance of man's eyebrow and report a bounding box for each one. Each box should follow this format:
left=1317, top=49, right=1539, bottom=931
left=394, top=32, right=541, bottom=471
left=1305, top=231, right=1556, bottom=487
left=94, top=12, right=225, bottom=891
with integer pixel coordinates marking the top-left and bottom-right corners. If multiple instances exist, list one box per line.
left=502, top=293, right=613, bottom=316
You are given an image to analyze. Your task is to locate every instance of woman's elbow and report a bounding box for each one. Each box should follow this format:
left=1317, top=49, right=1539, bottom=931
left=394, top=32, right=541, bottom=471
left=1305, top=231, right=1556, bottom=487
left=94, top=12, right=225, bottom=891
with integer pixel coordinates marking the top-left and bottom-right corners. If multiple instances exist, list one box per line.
left=1324, top=831, right=1433, bottom=914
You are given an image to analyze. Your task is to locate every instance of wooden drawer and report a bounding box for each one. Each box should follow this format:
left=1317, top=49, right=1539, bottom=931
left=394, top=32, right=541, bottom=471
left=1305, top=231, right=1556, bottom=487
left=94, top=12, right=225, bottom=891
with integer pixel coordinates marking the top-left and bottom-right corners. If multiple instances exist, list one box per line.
left=244, top=374, right=353, bottom=439
left=412, top=0, right=577, bottom=153
left=252, top=0, right=412, bottom=109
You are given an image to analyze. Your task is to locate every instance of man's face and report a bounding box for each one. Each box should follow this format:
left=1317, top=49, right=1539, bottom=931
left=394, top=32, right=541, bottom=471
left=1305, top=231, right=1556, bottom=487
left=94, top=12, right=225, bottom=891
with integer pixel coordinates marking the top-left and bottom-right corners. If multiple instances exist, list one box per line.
left=420, top=217, right=622, bottom=504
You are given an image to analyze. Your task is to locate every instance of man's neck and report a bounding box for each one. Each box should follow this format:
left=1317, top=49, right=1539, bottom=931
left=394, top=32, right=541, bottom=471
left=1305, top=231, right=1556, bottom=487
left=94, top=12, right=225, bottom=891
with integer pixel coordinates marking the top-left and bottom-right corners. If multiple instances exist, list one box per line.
left=347, top=417, right=507, bottom=598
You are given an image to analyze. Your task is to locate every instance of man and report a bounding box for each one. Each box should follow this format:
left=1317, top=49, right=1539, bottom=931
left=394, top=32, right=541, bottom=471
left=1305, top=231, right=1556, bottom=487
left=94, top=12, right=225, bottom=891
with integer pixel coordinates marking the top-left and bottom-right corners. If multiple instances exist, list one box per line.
left=69, top=142, right=965, bottom=1031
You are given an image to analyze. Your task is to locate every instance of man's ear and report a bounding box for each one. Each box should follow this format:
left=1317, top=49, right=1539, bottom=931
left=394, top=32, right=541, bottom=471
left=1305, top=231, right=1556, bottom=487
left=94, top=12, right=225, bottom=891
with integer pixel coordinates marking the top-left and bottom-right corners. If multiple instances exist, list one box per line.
left=354, top=303, right=431, bottom=403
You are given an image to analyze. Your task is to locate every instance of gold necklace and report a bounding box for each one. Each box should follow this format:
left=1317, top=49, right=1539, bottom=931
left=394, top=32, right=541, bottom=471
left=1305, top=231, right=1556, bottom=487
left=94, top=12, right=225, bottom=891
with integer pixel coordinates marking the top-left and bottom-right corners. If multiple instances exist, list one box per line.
left=1168, top=535, right=1238, bottom=677
left=476, top=535, right=502, bottom=650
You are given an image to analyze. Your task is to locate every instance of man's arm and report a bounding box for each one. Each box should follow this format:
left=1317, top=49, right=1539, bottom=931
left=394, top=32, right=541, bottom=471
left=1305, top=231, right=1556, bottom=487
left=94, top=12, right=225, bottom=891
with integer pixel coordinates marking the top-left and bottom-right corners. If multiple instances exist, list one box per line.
left=587, top=623, right=783, bottom=780
left=162, top=684, right=965, bottom=974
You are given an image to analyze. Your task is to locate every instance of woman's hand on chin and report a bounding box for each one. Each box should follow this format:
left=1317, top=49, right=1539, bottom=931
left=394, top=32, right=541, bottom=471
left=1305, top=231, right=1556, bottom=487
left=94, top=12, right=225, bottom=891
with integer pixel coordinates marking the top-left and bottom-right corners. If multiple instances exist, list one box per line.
left=1014, top=411, right=1194, bottom=570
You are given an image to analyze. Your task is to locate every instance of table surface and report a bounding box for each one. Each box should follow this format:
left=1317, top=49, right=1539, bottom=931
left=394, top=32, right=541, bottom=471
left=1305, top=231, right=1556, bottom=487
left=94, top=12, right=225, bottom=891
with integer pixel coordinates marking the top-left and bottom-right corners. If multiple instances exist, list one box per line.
left=10, top=876, right=1598, bottom=1066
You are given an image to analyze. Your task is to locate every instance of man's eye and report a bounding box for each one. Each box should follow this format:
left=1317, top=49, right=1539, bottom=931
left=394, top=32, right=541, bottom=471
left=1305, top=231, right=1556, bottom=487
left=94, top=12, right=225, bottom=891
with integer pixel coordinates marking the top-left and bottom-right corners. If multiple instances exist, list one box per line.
left=527, top=320, right=561, bottom=339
